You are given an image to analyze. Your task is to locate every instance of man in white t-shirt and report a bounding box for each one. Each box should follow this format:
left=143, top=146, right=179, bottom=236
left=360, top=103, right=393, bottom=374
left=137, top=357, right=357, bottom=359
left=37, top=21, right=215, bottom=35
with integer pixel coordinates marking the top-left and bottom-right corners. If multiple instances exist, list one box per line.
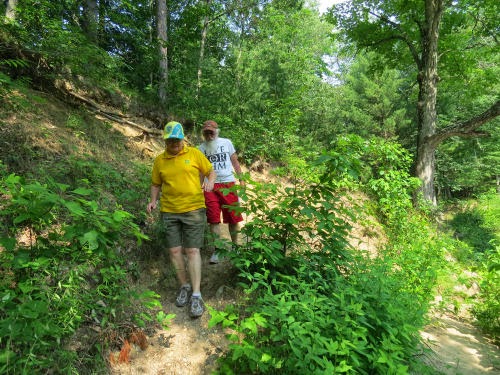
left=199, top=120, right=244, bottom=264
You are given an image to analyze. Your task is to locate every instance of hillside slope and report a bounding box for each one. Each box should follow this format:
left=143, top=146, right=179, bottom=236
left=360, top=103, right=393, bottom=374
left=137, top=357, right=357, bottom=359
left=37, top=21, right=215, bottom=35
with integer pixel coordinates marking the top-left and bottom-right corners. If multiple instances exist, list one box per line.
left=1, top=87, right=498, bottom=374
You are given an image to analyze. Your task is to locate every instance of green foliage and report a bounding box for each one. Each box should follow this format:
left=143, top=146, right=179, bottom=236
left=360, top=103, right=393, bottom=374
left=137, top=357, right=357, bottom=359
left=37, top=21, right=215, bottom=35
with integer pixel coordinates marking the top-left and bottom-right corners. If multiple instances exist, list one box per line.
left=383, top=217, right=444, bottom=303
left=1, top=0, right=497, bottom=370
left=446, top=194, right=500, bottom=255
left=0, top=57, right=30, bottom=93
left=1, top=100, right=151, bottom=218
left=317, top=135, right=421, bottom=229
left=231, top=177, right=353, bottom=277
left=327, top=0, right=499, bottom=204
left=210, top=149, right=439, bottom=373
left=436, top=129, right=500, bottom=197
left=442, top=193, right=500, bottom=341
left=0, top=172, right=162, bottom=373
left=201, top=4, right=335, bottom=165
left=473, top=246, right=500, bottom=343
left=449, top=210, right=496, bottom=254
left=337, top=53, right=412, bottom=140
left=3, top=1, right=126, bottom=91
left=212, top=243, right=434, bottom=374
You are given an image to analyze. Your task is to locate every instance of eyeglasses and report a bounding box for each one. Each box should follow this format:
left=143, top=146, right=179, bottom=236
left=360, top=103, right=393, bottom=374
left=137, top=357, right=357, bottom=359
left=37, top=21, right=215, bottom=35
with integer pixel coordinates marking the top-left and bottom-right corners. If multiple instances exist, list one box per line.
left=203, top=131, right=214, bottom=136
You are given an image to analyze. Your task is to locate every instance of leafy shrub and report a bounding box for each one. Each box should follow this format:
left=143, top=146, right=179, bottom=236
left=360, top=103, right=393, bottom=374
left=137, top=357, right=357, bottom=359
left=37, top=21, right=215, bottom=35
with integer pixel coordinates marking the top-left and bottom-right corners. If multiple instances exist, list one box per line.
left=0, top=173, right=164, bottom=373
left=449, top=209, right=496, bottom=254
left=210, top=161, right=436, bottom=373
left=231, top=178, right=353, bottom=277
left=211, top=252, right=430, bottom=374
left=473, top=246, right=500, bottom=343
left=469, top=193, right=500, bottom=339
left=317, top=135, right=421, bottom=231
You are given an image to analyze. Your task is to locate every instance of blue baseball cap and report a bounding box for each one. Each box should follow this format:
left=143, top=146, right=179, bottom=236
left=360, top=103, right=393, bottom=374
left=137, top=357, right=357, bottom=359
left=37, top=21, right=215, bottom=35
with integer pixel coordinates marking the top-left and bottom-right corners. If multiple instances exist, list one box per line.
left=163, top=121, right=185, bottom=140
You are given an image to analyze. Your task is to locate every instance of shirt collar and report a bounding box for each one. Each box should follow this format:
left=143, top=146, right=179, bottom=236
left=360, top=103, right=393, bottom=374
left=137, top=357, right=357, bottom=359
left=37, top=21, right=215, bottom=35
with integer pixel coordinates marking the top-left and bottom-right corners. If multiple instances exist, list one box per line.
left=163, top=144, right=188, bottom=159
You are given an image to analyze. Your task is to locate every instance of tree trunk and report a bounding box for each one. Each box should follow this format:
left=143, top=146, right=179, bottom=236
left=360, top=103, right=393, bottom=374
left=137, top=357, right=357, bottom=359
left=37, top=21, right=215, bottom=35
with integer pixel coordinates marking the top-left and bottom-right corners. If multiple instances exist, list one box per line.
left=196, top=0, right=212, bottom=101
left=157, top=0, right=168, bottom=106
left=413, top=1, right=499, bottom=205
left=82, top=0, right=99, bottom=42
left=5, top=0, right=17, bottom=20
left=98, top=0, right=109, bottom=45
left=335, top=0, right=500, bottom=205
left=414, top=0, right=444, bottom=205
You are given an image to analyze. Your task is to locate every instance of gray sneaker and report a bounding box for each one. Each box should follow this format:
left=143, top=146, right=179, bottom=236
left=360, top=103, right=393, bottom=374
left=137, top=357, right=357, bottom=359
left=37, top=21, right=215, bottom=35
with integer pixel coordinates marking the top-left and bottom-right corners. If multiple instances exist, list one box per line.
left=190, top=296, right=205, bottom=318
left=209, top=252, right=219, bottom=264
left=175, top=285, right=192, bottom=307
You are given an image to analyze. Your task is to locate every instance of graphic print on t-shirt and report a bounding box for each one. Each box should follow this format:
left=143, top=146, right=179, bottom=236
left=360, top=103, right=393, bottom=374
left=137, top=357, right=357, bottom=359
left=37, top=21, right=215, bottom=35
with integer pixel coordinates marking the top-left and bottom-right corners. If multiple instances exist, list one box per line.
left=200, top=138, right=236, bottom=183
left=207, top=145, right=228, bottom=170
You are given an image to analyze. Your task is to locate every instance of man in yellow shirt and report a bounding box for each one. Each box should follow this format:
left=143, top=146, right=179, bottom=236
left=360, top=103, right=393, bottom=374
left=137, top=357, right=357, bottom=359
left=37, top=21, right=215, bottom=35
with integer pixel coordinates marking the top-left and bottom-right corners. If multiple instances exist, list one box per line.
left=147, top=122, right=216, bottom=318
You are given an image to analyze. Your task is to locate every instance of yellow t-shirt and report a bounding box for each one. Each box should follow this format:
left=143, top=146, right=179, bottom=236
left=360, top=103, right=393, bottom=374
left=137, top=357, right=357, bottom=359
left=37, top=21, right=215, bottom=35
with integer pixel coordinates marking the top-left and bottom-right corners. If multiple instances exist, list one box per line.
left=151, top=145, right=213, bottom=213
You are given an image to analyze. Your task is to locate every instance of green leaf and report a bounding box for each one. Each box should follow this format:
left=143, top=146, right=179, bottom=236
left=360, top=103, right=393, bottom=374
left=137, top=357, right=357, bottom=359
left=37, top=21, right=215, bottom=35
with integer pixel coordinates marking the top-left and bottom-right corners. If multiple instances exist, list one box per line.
left=13, top=213, right=33, bottom=224
left=113, top=210, right=132, bottom=222
left=0, top=350, right=15, bottom=364
left=71, top=187, right=93, bottom=196
left=0, top=237, right=17, bottom=251
left=64, top=201, right=86, bottom=216
left=81, top=230, right=100, bottom=250
left=261, top=353, right=272, bottom=362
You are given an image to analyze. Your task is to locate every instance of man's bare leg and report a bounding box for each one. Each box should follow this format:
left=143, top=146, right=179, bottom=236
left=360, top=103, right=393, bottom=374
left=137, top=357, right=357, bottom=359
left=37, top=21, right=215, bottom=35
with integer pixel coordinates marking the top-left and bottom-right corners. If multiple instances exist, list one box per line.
left=209, top=223, right=222, bottom=263
left=209, top=223, right=222, bottom=245
left=185, top=247, right=202, bottom=294
left=229, top=223, right=241, bottom=246
left=169, top=246, right=188, bottom=285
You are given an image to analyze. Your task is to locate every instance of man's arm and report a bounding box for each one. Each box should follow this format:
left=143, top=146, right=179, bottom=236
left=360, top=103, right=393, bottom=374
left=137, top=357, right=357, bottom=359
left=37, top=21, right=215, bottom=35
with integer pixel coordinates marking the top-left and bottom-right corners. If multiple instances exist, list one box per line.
left=230, top=152, right=245, bottom=186
left=203, top=169, right=216, bottom=192
left=146, top=184, right=161, bottom=213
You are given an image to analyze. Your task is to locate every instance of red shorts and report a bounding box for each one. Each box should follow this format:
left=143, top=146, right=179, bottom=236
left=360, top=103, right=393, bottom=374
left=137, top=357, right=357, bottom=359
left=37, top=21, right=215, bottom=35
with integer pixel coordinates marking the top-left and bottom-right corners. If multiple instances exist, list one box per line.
left=204, top=182, right=243, bottom=224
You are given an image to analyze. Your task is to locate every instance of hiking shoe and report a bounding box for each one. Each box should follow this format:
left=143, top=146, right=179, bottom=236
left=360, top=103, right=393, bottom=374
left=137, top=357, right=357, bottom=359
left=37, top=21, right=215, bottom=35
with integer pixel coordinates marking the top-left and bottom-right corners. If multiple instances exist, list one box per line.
left=175, top=285, right=192, bottom=307
left=209, top=252, right=219, bottom=264
left=190, top=296, right=205, bottom=318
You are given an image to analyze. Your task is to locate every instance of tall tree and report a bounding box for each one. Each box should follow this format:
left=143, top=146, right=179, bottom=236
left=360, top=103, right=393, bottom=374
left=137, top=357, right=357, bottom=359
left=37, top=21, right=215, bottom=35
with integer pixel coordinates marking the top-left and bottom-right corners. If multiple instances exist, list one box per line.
left=5, top=0, right=17, bottom=20
left=219, top=4, right=334, bottom=160
left=329, top=0, right=499, bottom=205
left=157, top=0, right=168, bottom=105
left=196, top=0, right=212, bottom=101
left=82, top=0, right=99, bottom=42
left=339, top=53, right=411, bottom=140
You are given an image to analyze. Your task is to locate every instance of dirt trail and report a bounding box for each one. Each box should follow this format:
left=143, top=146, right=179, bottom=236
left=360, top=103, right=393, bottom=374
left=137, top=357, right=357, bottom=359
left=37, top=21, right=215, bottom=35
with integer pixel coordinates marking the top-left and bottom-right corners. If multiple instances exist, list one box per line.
left=110, top=244, right=499, bottom=374
left=110, top=225, right=238, bottom=375
left=110, top=264, right=237, bottom=375
left=421, top=314, right=499, bottom=374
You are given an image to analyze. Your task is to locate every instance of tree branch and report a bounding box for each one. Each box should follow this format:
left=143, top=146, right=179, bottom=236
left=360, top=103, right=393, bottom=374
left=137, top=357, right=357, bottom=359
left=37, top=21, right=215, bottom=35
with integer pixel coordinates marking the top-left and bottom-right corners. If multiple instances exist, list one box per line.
left=368, top=10, right=421, bottom=68
left=429, top=100, right=500, bottom=146
left=67, top=91, right=163, bottom=136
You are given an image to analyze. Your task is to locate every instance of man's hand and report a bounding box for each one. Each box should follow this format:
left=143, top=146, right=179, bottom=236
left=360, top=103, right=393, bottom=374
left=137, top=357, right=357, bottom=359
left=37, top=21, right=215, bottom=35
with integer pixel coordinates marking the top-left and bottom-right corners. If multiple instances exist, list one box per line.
left=146, top=201, right=157, bottom=214
left=203, top=180, right=214, bottom=192
left=204, top=169, right=216, bottom=192
left=148, top=185, right=161, bottom=213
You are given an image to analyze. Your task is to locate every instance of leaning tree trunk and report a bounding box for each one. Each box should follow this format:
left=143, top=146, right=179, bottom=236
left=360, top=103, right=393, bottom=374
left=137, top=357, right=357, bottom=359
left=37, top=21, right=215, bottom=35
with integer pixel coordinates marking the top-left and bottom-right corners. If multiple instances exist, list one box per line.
left=414, top=0, right=444, bottom=206
left=157, top=0, right=168, bottom=106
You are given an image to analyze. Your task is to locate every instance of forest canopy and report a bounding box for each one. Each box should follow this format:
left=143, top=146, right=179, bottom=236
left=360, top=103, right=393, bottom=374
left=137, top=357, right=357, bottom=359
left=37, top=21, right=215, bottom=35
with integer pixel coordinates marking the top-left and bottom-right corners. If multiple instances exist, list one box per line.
left=1, top=0, right=498, bottom=202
